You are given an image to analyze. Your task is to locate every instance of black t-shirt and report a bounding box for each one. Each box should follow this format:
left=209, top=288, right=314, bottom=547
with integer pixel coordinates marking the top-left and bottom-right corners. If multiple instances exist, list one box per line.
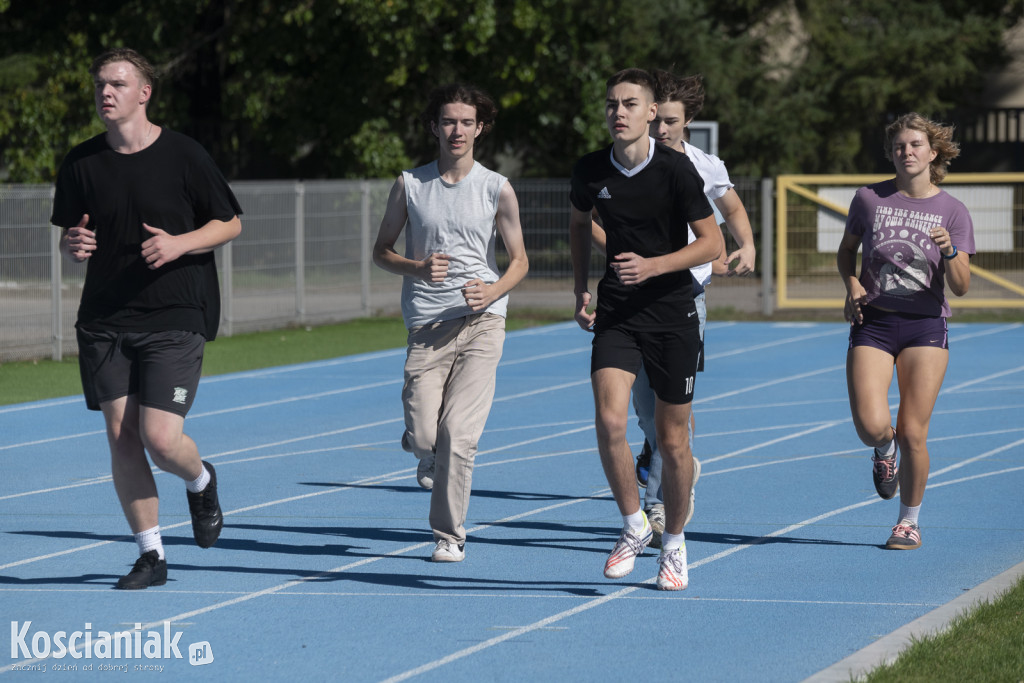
left=570, top=142, right=713, bottom=331
left=51, top=129, right=242, bottom=340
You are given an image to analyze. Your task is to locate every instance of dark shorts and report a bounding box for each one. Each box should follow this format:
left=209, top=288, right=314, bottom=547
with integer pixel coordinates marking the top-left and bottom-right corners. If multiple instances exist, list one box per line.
left=592, top=324, right=700, bottom=405
left=848, top=306, right=948, bottom=357
left=76, top=329, right=205, bottom=416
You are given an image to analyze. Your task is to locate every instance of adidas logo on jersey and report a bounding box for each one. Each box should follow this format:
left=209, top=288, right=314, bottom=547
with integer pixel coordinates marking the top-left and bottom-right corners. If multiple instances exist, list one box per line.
left=597, top=186, right=612, bottom=199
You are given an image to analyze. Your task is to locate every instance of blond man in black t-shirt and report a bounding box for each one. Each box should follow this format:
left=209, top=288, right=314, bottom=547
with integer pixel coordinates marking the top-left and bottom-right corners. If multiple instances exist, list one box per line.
left=52, top=48, right=242, bottom=590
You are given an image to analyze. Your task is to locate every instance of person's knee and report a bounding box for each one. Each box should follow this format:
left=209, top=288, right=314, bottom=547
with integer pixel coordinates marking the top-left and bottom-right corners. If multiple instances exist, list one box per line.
left=594, top=409, right=628, bottom=443
left=894, top=422, right=928, bottom=453
left=140, top=422, right=184, bottom=463
left=106, top=417, right=140, bottom=448
left=854, top=418, right=892, bottom=447
left=404, top=427, right=437, bottom=460
left=657, top=432, right=689, bottom=466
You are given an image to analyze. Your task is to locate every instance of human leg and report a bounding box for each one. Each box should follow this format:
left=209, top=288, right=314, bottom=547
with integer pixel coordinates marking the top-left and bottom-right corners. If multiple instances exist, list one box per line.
left=593, top=367, right=644, bottom=515
left=881, top=345, right=947, bottom=550
left=632, top=364, right=659, bottom=497
left=103, top=395, right=160, bottom=534
left=892, top=346, right=947, bottom=506
left=127, top=331, right=221, bottom=549
left=594, top=367, right=655, bottom=578
left=845, top=345, right=897, bottom=448
left=99, top=396, right=168, bottom=589
left=591, top=328, right=653, bottom=577
left=428, top=314, right=505, bottom=555
left=846, top=344, right=900, bottom=498
left=402, top=320, right=461, bottom=489
left=654, top=400, right=695, bottom=537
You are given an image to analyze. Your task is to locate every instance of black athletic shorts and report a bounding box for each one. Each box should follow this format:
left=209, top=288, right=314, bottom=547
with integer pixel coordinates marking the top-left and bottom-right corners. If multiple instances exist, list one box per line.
left=76, top=328, right=205, bottom=416
left=591, top=323, right=700, bottom=405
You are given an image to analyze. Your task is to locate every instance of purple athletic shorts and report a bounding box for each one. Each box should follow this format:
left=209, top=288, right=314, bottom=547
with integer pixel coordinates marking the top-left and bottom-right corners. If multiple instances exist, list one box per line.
left=848, top=306, right=948, bottom=356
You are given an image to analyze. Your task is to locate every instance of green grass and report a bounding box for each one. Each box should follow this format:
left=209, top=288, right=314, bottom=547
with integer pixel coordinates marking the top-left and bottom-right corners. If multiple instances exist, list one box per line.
left=862, top=574, right=1024, bottom=683
left=2, top=307, right=1022, bottom=682
left=0, top=310, right=574, bottom=406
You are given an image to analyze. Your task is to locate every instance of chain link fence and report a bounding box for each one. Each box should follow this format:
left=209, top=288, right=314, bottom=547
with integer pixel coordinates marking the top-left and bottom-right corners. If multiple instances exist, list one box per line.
left=0, top=178, right=769, bottom=363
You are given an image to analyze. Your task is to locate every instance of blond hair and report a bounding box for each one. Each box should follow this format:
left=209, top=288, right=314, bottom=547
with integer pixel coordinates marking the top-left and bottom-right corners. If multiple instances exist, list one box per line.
left=885, top=113, right=960, bottom=184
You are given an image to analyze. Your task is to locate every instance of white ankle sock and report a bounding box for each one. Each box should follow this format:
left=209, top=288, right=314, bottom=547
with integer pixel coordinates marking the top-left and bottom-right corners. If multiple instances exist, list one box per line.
left=661, top=531, right=686, bottom=552
left=875, top=435, right=896, bottom=457
left=135, top=526, right=164, bottom=560
left=186, top=463, right=211, bottom=493
left=624, top=508, right=645, bottom=532
left=898, top=503, right=921, bottom=526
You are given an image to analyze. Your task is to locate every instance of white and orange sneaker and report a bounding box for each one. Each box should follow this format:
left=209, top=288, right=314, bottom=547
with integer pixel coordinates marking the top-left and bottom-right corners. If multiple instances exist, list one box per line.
left=603, top=512, right=653, bottom=579
left=656, top=545, right=689, bottom=591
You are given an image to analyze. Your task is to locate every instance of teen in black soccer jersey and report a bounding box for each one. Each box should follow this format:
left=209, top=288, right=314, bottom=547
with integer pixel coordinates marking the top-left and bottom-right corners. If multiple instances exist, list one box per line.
left=569, top=68, right=722, bottom=590
left=52, top=48, right=242, bottom=589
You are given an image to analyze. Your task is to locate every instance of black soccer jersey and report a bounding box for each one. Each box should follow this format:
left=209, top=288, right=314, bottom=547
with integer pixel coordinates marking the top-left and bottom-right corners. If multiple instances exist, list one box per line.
left=51, top=130, right=242, bottom=340
left=570, top=142, right=713, bottom=331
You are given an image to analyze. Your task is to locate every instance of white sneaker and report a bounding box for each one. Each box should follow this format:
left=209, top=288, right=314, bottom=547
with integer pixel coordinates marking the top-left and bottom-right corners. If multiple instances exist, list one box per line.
left=416, top=455, right=435, bottom=490
left=431, top=539, right=465, bottom=562
left=603, top=512, right=653, bottom=579
left=685, top=456, right=701, bottom=527
left=656, top=545, right=689, bottom=591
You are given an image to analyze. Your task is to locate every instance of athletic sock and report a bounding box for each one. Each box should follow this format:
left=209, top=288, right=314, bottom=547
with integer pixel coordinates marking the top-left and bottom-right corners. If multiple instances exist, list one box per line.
left=624, top=508, right=645, bottom=533
left=898, top=503, right=921, bottom=526
left=874, top=433, right=896, bottom=458
left=186, top=463, right=211, bottom=493
left=661, top=531, right=685, bottom=552
left=135, top=526, right=164, bottom=560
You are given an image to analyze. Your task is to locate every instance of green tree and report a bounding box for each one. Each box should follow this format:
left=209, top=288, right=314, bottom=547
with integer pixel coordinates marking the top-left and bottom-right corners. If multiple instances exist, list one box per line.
left=1, top=1, right=1022, bottom=182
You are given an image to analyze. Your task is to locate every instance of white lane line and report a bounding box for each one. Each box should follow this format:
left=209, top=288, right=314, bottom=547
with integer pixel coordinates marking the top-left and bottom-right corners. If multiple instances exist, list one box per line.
left=942, top=364, right=1024, bottom=393
left=2, top=455, right=1022, bottom=675
left=381, top=458, right=1024, bottom=683
left=700, top=422, right=846, bottom=465
left=0, top=432, right=598, bottom=571
left=0, top=586, right=945, bottom=608
left=705, top=328, right=847, bottom=361
left=929, top=438, right=1024, bottom=479
left=697, top=365, right=845, bottom=404
left=119, top=494, right=604, bottom=637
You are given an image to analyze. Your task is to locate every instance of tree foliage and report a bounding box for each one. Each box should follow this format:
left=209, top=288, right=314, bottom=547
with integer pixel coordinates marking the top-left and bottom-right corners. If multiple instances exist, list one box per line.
left=1, top=0, right=1021, bottom=182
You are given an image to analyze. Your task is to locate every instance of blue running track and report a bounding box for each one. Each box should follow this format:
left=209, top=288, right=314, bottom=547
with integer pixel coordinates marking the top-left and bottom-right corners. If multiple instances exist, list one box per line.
left=2, top=321, right=1022, bottom=681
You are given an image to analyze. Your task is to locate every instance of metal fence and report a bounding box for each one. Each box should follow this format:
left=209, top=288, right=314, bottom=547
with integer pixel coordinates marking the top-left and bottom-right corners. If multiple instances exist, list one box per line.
left=0, top=178, right=770, bottom=363
left=776, top=174, right=1024, bottom=310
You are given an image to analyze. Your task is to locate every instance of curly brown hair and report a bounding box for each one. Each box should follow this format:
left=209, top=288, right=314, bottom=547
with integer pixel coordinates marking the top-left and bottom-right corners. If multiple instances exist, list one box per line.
left=885, top=113, right=960, bottom=184
left=420, top=83, right=498, bottom=139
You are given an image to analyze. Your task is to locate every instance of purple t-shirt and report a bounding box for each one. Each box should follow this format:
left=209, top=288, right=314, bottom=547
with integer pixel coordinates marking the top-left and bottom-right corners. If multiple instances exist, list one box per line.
left=845, top=180, right=975, bottom=318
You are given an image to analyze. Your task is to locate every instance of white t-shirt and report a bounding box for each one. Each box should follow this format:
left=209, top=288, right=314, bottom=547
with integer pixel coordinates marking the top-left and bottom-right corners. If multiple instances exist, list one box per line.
left=683, top=140, right=734, bottom=288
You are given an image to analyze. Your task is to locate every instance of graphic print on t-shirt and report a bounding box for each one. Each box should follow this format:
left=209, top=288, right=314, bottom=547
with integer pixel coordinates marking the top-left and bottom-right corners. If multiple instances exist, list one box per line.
left=869, top=204, right=942, bottom=300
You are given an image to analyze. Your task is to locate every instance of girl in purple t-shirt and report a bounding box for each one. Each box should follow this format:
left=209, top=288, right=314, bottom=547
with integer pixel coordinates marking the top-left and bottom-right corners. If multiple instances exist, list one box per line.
left=837, top=112, right=974, bottom=551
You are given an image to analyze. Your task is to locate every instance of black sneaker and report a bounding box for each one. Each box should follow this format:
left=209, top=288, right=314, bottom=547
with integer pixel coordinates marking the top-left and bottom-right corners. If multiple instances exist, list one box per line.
left=871, top=433, right=899, bottom=500
left=115, top=550, right=167, bottom=590
left=187, top=461, right=223, bottom=548
left=635, top=440, right=652, bottom=488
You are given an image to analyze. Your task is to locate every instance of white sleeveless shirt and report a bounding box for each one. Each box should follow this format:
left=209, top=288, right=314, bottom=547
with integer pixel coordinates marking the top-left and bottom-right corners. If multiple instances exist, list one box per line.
left=401, top=161, right=509, bottom=328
